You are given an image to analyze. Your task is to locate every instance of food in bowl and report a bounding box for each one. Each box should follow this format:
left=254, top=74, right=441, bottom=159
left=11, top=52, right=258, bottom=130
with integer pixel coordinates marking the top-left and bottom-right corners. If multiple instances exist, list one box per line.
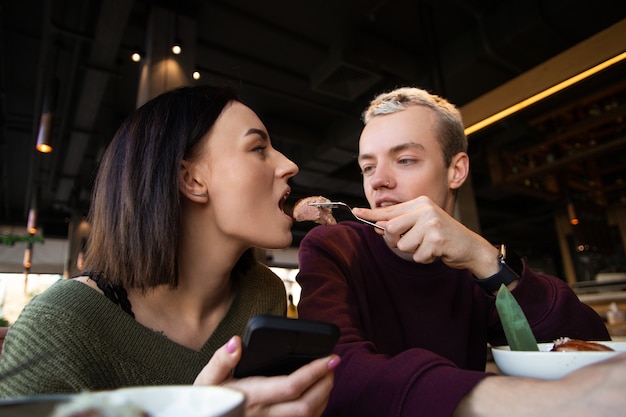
left=551, top=337, right=614, bottom=352
left=491, top=341, right=624, bottom=380
left=292, top=196, right=336, bottom=225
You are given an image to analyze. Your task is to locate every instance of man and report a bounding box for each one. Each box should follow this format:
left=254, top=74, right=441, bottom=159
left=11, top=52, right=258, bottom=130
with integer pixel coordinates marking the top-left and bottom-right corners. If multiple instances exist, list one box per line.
left=296, top=87, right=623, bottom=417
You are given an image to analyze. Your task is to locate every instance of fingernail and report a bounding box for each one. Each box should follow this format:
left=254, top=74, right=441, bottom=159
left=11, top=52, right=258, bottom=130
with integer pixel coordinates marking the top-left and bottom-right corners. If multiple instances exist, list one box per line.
left=226, top=337, right=237, bottom=354
left=327, top=355, right=341, bottom=370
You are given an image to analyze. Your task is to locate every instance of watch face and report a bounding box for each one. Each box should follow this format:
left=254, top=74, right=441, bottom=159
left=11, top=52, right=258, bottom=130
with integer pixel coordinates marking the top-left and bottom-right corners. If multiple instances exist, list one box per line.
left=501, top=263, right=520, bottom=282
left=504, top=248, right=523, bottom=277
left=475, top=245, right=522, bottom=292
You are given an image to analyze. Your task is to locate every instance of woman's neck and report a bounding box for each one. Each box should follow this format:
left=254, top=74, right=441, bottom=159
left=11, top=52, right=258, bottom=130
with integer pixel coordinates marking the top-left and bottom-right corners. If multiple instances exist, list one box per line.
left=128, top=235, right=241, bottom=350
left=127, top=274, right=235, bottom=351
left=140, top=204, right=247, bottom=349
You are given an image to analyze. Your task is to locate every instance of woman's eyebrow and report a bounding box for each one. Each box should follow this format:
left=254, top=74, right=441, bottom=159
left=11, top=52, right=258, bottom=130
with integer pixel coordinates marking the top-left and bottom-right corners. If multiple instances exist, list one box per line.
left=245, top=128, right=269, bottom=141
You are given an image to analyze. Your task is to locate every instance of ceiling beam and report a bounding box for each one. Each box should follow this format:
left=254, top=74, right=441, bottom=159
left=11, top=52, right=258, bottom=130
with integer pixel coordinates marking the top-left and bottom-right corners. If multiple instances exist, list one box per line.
left=460, top=18, right=626, bottom=129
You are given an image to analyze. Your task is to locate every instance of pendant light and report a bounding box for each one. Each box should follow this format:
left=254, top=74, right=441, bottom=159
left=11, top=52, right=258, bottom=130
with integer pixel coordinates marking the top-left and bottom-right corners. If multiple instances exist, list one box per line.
left=36, top=78, right=59, bottom=153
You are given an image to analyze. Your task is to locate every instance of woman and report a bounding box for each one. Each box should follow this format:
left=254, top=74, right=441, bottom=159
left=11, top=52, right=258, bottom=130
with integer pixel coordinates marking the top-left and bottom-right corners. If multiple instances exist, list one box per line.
left=0, top=85, right=338, bottom=416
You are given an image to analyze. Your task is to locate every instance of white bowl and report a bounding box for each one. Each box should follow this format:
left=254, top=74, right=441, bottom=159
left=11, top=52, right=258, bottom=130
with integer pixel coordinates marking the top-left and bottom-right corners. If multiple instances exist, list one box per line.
left=491, top=341, right=625, bottom=380
left=52, top=385, right=245, bottom=417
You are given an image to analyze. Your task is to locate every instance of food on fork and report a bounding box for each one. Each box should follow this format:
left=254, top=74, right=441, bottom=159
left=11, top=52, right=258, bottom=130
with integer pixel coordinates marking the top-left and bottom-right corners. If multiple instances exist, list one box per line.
left=550, top=337, right=614, bottom=352
left=293, top=196, right=337, bottom=225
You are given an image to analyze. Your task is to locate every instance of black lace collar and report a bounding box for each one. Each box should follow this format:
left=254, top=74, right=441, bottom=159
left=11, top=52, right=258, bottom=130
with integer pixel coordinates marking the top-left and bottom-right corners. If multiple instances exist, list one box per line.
left=80, top=271, right=135, bottom=318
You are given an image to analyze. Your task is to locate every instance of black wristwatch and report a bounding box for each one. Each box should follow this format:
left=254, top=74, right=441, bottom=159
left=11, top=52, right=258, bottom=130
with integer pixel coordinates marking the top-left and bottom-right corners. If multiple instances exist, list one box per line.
left=474, top=244, right=522, bottom=293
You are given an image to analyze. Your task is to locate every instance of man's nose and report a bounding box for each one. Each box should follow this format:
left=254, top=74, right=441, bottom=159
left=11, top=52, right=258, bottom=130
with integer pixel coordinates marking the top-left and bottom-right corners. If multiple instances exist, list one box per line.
left=369, top=167, right=392, bottom=189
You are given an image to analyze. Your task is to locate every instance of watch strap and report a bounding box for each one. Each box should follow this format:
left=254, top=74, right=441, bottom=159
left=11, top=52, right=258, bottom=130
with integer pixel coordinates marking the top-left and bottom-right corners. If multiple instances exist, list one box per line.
left=474, top=244, right=521, bottom=292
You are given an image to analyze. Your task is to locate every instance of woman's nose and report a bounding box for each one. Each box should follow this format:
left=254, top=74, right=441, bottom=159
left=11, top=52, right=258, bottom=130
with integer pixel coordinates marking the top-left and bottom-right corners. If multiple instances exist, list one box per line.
left=278, top=153, right=299, bottom=178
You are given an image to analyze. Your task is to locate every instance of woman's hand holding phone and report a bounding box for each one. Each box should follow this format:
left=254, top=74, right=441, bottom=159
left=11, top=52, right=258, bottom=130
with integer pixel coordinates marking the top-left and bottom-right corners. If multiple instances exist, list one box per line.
left=194, top=334, right=340, bottom=417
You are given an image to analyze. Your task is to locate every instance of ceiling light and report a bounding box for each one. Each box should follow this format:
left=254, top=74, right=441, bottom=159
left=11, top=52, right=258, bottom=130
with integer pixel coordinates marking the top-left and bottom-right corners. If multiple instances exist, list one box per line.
left=171, top=12, right=182, bottom=55
left=171, top=40, right=182, bottom=55
left=36, top=79, right=58, bottom=153
left=464, top=52, right=626, bottom=136
left=23, top=242, right=33, bottom=270
left=131, top=51, right=142, bottom=62
left=77, top=250, right=85, bottom=270
left=567, top=202, right=579, bottom=226
left=27, top=208, right=37, bottom=235
left=192, top=71, right=200, bottom=80
left=35, top=113, right=53, bottom=153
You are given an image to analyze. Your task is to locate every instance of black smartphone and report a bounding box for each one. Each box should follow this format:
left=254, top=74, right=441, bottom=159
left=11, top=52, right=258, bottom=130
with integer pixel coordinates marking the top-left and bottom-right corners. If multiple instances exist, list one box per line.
left=232, top=315, right=340, bottom=378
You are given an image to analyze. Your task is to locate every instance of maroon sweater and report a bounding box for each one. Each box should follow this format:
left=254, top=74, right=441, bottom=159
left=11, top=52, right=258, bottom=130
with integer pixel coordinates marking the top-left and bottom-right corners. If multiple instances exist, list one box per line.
left=296, top=222, right=609, bottom=417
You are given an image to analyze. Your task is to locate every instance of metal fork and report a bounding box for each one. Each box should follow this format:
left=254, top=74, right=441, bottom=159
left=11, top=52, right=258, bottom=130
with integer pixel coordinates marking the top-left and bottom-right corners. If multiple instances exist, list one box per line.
left=308, top=201, right=385, bottom=230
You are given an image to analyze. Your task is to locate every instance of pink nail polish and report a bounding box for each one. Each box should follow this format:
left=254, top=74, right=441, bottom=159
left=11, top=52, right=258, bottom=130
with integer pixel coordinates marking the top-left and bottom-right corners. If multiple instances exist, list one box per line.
left=327, top=356, right=341, bottom=370
left=226, top=337, right=237, bottom=354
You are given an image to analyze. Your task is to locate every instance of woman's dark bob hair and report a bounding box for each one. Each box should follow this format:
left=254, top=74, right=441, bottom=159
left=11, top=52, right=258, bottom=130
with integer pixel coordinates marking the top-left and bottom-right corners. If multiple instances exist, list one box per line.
left=83, top=85, right=253, bottom=290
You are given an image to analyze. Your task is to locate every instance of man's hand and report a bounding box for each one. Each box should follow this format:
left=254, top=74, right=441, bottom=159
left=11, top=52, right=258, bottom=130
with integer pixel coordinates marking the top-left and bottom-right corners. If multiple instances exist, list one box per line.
left=353, top=196, right=500, bottom=278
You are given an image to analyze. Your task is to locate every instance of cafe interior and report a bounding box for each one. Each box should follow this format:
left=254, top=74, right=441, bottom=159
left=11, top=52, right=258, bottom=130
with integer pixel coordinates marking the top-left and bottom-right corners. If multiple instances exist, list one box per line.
left=1, top=1, right=626, bottom=335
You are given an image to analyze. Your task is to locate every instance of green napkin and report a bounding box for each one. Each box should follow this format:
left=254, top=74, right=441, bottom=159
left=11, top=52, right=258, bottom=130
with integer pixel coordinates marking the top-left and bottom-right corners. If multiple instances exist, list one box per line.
left=495, top=284, right=539, bottom=351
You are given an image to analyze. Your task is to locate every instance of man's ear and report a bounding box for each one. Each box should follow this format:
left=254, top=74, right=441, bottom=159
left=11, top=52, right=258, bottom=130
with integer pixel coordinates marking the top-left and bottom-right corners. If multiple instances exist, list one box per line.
left=180, top=160, right=209, bottom=202
left=448, top=152, right=469, bottom=191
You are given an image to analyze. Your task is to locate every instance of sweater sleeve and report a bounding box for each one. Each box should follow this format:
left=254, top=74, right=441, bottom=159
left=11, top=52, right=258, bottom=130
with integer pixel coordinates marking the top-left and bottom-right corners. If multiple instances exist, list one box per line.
left=0, top=281, right=196, bottom=398
left=0, top=292, right=106, bottom=397
left=503, top=264, right=610, bottom=343
left=296, top=226, right=488, bottom=417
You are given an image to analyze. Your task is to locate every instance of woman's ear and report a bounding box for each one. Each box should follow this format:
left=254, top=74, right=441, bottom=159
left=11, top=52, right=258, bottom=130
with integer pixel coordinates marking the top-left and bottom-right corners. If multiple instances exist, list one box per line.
left=448, top=152, right=469, bottom=191
left=180, top=160, right=209, bottom=202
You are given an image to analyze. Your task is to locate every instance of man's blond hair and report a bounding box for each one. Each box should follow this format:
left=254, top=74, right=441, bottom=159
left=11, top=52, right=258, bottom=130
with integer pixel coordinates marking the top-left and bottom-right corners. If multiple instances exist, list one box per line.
left=362, top=87, right=468, bottom=167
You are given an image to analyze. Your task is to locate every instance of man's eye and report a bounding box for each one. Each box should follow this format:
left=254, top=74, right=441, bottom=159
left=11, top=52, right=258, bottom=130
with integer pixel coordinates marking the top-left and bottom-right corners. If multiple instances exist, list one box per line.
left=361, top=166, right=374, bottom=175
left=398, top=158, right=416, bottom=165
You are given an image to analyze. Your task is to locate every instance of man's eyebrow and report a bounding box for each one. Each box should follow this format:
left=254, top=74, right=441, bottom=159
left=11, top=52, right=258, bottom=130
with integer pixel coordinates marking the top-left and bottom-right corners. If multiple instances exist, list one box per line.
left=389, top=142, right=424, bottom=153
left=245, top=128, right=269, bottom=141
left=358, top=142, right=424, bottom=162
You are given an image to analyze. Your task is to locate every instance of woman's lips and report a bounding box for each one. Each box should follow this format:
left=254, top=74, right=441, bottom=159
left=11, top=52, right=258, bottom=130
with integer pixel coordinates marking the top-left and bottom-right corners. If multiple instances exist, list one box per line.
left=279, top=187, right=291, bottom=211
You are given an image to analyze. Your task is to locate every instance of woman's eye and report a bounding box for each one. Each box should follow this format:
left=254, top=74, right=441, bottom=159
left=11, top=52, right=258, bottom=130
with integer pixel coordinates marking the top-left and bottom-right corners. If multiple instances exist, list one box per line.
left=253, top=146, right=267, bottom=154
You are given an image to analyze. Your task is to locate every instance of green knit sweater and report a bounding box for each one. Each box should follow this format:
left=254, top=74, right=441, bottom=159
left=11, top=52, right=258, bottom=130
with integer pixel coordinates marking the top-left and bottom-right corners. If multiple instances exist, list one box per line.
left=0, top=263, right=286, bottom=398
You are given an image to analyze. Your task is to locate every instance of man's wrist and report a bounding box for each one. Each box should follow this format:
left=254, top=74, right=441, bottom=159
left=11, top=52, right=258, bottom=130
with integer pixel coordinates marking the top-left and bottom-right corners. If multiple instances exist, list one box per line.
left=473, top=244, right=522, bottom=292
